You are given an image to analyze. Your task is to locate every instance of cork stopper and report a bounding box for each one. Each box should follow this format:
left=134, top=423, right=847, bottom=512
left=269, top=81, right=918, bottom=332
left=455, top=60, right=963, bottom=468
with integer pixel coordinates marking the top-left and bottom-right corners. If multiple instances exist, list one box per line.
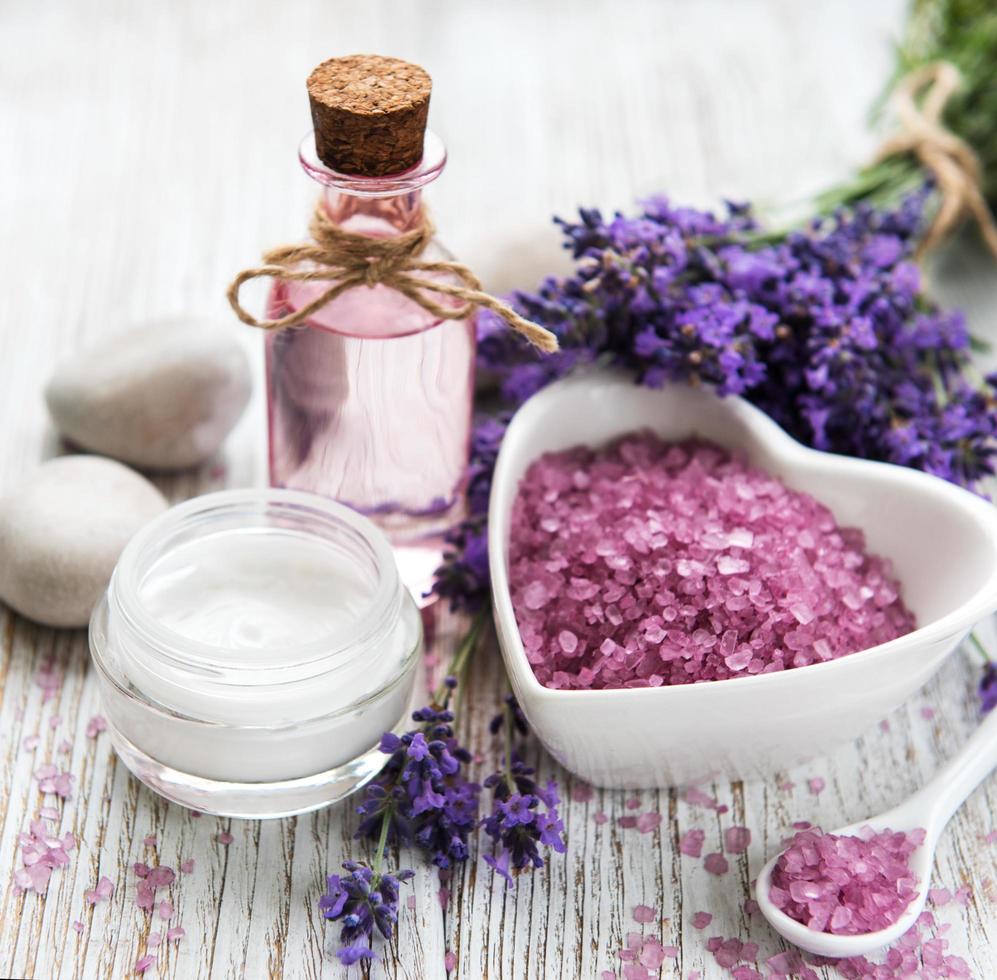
left=306, top=54, right=432, bottom=178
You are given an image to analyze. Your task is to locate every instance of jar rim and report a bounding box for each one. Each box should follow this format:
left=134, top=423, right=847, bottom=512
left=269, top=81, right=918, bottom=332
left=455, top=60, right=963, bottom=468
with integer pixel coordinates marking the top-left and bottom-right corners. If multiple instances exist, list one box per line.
left=110, top=488, right=403, bottom=674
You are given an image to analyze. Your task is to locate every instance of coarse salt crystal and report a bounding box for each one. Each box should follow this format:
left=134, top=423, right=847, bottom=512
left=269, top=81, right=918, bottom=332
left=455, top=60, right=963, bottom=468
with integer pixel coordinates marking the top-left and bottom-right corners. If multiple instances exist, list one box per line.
left=509, top=435, right=913, bottom=691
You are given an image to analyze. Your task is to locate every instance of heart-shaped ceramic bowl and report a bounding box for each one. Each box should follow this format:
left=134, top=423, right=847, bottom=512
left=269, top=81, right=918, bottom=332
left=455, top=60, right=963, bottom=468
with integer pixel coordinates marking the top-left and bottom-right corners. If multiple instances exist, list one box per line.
left=488, top=370, right=997, bottom=788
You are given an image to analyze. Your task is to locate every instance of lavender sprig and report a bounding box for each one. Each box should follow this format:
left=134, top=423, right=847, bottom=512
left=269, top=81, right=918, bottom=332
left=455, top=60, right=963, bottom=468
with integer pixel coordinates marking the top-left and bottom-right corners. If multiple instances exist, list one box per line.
left=319, top=861, right=414, bottom=966
left=481, top=694, right=566, bottom=887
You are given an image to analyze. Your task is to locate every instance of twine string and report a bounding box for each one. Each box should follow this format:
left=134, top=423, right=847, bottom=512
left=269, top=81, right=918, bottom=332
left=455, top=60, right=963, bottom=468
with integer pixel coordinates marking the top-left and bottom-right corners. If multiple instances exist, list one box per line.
left=875, top=60, right=997, bottom=259
left=227, top=206, right=559, bottom=353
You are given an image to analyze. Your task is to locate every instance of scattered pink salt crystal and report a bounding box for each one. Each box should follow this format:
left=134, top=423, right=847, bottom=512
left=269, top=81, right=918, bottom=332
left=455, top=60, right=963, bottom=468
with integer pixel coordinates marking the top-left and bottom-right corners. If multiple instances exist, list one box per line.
left=618, top=815, right=638, bottom=829
left=601, top=972, right=616, bottom=980
left=570, top=782, right=595, bottom=803
left=14, top=817, right=75, bottom=894
left=985, top=830, right=997, bottom=844
left=921, top=706, right=936, bottom=720
left=72, top=920, right=85, bottom=934
left=704, top=852, right=729, bottom=875
left=134, top=954, right=156, bottom=973
left=632, top=904, right=656, bottom=924
left=85, top=876, right=115, bottom=905
left=134, top=862, right=150, bottom=878
left=438, top=887, right=450, bottom=910
left=593, top=811, right=608, bottom=825
left=625, top=797, right=641, bottom=810
left=682, top=787, right=720, bottom=811
left=148, top=932, right=162, bottom=950
left=723, top=825, right=751, bottom=854
left=39, top=806, right=59, bottom=820
left=58, top=738, right=72, bottom=754
left=147, top=866, right=176, bottom=887
left=954, top=885, right=972, bottom=906
left=929, top=887, right=953, bottom=907
left=636, top=812, right=661, bottom=834
left=776, top=780, right=794, bottom=792
left=180, top=858, right=195, bottom=874
left=444, top=951, right=457, bottom=972
left=48, top=714, right=62, bottom=730
left=807, top=777, right=825, bottom=796
left=406, top=895, right=416, bottom=910
left=508, top=435, right=914, bottom=691
left=743, top=898, right=760, bottom=916
left=679, top=829, right=705, bottom=858
left=86, top=714, right=108, bottom=738
left=770, top=825, right=923, bottom=933
left=692, top=911, right=712, bottom=929
left=34, top=658, right=62, bottom=703
left=167, top=926, right=185, bottom=942
left=687, top=973, right=701, bottom=980
left=21, top=735, right=39, bottom=751
left=216, top=831, right=234, bottom=845
left=143, top=835, right=158, bottom=848
left=36, top=765, right=74, bottom=799
left=158, top=900, right=173, bottom=920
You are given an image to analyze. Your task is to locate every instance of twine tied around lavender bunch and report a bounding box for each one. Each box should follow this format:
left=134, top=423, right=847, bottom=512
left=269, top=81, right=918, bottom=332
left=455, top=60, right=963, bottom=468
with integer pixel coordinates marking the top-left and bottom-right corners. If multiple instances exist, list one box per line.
left=227, top=204, right=560, bottom=353
left=876, top=60, right=997, bottom=260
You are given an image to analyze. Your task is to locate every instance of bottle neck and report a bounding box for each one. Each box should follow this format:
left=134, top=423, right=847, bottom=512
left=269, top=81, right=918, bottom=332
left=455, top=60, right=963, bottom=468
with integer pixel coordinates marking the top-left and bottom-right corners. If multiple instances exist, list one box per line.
left=319, top=186, right=425, bottom=237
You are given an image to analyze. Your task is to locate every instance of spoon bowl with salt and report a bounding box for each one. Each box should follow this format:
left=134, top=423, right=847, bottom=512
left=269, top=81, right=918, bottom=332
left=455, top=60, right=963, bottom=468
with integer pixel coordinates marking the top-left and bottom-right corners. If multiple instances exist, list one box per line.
left=756, top=703, right=997, bottom=958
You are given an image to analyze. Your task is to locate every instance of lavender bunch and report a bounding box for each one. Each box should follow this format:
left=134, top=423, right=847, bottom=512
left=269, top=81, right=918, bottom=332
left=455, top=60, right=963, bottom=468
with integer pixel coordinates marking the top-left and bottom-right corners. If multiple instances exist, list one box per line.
left=481, top=694, right=566, bottom=886
left=437, top=189, right=997, bottom=610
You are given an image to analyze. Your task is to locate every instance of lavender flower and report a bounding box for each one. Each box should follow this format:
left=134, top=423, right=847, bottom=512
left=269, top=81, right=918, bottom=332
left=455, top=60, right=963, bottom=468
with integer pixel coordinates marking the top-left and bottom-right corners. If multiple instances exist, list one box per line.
left=482, top=695, right=566, bottom=886
left=981, top=663, right=997, bottom=714
left=436, top=189, right=997, bottom=609
left=355, top=682, right=480, bottom=869
left=319, top=861, right=414, bottom=965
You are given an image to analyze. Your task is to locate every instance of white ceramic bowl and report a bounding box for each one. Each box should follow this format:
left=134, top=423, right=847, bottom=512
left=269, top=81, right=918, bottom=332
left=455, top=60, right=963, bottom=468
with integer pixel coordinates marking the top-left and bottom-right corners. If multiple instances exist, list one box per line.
left=488, top=370, right=997, bottom=788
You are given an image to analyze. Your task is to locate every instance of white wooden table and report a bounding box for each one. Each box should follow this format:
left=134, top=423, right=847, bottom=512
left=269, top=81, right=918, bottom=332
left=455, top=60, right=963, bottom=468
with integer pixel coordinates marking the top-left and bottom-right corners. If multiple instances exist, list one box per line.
left=3, top=1, right=997, bottom=977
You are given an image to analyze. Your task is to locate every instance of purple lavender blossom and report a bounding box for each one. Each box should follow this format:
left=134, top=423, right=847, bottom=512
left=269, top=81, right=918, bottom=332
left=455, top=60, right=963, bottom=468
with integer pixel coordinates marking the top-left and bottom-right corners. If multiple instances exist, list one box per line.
left=319, top=861, right=414, bottom=965
left=355, top=689, right=480, bottom=869
left=482, top=695, right=566, bottom=886
left=436, top=188, right=996, bottom=609
left=981, top=663, right=997, bottom=714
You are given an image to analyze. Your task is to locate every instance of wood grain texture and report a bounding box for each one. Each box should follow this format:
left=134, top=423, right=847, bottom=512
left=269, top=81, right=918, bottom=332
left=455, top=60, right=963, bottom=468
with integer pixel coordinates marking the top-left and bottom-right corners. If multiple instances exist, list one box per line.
left=1, top=0, right=997, bottom=977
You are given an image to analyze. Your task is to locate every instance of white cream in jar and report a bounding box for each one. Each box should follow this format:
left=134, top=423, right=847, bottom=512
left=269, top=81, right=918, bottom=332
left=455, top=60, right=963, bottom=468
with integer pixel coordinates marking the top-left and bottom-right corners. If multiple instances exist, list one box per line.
left=89, top=489, right=422, bottom=818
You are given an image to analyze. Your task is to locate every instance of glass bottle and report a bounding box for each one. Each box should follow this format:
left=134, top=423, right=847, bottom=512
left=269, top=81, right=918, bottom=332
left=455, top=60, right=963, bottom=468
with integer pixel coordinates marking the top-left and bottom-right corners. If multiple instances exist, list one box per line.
left=265, top=75, right=474, bottom=606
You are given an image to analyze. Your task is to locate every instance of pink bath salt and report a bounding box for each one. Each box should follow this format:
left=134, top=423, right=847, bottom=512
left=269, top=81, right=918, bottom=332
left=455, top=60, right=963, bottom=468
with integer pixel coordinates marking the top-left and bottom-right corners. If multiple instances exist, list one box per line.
left=593, top=811, right=609, bottom=825
left=625, top=797, right=641, bottom=810
left=687, top=973, right=701, bottom=980
left=571, top=782, right=595, bottom=803
left=743, top=898, right=760, bottom=916
left=636, top=812, right=662, bottom=833
left=147, top=866, right=176, bottom=888
left=632, top=904, right=657, bottom=924
left=438, top=887, right=450, bottom=910
left=406, top=894, right=416, bottom=910
left=807, top=777, right=825, bottom=796
left=85, top=876, right=115, bottom=905
left=921, top=706, right=936, bottom=720
left=167, top=926, right=185, bottom=942
left=39, top=806, right=59, bottom=820
left=134, top=954, right=156, bottom=974
left=777, top=780, right=794, bottom=792
left=158, top=900, right=173, bottom=920
left=953, top=885, right=972, bottom=906
left=679, top=829, right=705, bottom=858
left=985, top=830, right=997, bottom=844
left=72, top=920, right=85, bottom=934
left=216, top=831, right=234, bottom=845
left=86, top=714, right=108, bottom=738
left=143, top=835, right=158, bottom=848
left=58, top=739, right=72, bottom=754
left=36, top=766, right=74, bottom=800
left=723, top=825, right=751, bottom=854
left=180, top=858, right=195, bottom=874
left=13, top=817, right=74, bottom=895
left=929, top=887, right=953, bottom=907
left=731, top=969, right=762, bottom=980
left=134, top=862, right=150, bottom=878
left=704, top=852, right=729, bottom=875
left=692, top=911, right=712, bottom=929
left=600, top=972, right=617, bottom=980
left=34, top=658, right=62, bottom=703
left=618, top=815, right=638, bottom=829
left=148, top=932, right=162, bottom=950
left=444, top=951, right=457, bottom=971
left=21, top=735, right=39, bottom=751
left=682, top=787, right=720, bottom=811
left=770, top=825, right=924, bottom=934
left=48, top=714, right=62, bottom=730
left=508, top=435, right=914, bottom=691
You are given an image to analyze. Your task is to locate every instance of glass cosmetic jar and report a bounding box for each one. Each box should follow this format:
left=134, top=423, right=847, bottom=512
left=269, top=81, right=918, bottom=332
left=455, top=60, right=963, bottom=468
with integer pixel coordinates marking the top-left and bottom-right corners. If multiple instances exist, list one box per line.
left=89, top=489, right=422, bottom=818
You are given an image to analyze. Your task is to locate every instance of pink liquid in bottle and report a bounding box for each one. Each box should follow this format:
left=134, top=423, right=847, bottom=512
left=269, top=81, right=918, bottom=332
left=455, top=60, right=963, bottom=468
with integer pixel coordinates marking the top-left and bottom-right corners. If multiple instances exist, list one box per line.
left=266, top=135, right=474, bottom=604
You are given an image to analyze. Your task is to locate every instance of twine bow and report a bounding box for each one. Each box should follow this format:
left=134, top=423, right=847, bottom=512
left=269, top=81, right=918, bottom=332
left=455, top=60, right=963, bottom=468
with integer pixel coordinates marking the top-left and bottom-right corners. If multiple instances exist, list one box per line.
left=227, top=205, right=559, bottom=353
left=875, top=61, right=997, bottom=260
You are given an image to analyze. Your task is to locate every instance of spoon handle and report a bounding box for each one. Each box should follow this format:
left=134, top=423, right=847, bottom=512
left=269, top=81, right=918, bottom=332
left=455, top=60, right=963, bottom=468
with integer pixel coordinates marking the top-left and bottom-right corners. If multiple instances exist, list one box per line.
left=912, top=703, right=997, bottom=830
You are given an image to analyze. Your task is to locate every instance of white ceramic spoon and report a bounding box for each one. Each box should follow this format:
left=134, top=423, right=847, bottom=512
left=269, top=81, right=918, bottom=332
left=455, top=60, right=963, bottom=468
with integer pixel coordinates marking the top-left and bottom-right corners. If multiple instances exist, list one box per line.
left=755, top=705, right=997, bottom=958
